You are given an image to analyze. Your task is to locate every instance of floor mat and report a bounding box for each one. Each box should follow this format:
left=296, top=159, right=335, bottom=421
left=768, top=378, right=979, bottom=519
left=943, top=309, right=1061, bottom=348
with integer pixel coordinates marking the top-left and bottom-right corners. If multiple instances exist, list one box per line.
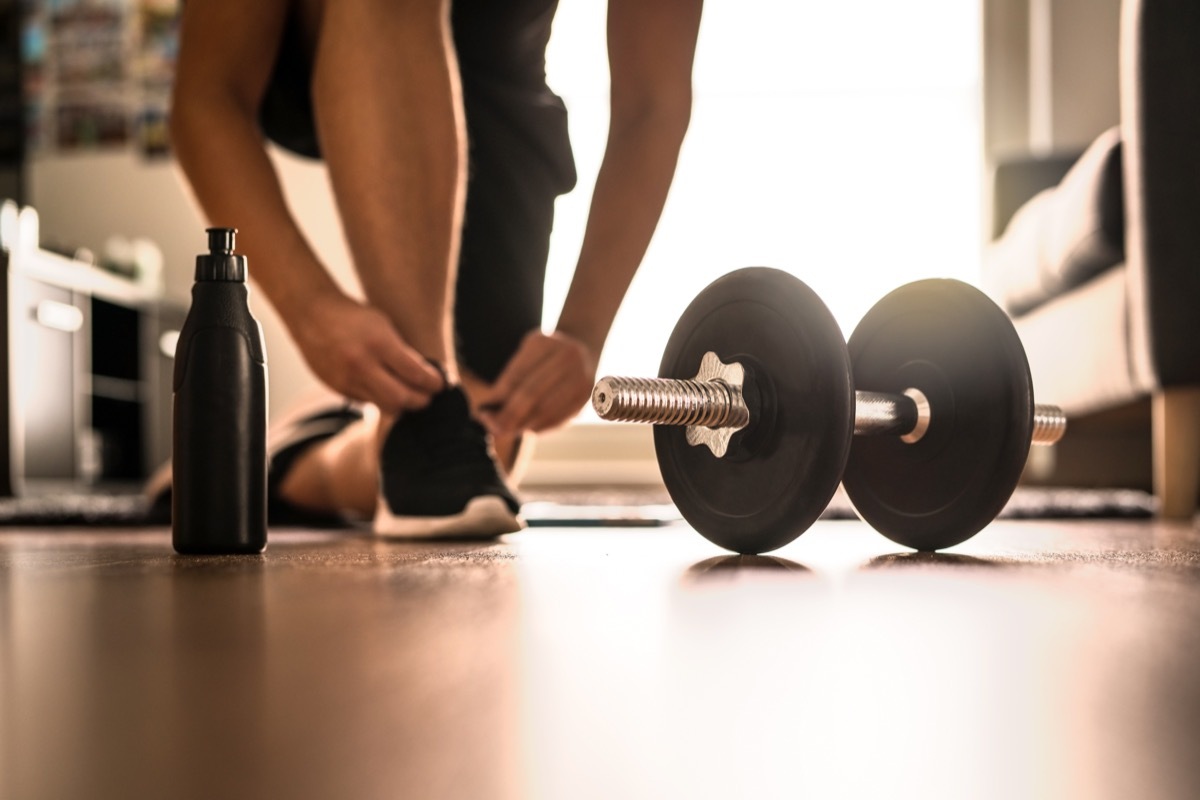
left=0, top=493, right=161, bottom=527
left=523, top=485, right=1159, bottom=526
left=0, top=485, right=1158, bottom=528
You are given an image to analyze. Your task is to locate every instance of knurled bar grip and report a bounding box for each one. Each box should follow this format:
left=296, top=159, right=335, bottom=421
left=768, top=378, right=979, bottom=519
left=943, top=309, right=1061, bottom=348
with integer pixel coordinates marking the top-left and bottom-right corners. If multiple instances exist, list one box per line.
left=592, top=376, right=1067, bottom=446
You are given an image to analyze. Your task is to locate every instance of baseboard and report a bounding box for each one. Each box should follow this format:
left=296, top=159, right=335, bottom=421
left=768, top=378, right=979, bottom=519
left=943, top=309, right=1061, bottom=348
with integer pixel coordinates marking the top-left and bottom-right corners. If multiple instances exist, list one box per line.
left=522, top=422, right=664, bottom=487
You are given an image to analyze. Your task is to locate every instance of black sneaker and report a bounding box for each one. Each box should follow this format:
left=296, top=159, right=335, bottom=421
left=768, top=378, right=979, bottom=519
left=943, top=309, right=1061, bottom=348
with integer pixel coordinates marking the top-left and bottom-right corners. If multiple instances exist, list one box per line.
left=374, top=386, right=523, bottom=538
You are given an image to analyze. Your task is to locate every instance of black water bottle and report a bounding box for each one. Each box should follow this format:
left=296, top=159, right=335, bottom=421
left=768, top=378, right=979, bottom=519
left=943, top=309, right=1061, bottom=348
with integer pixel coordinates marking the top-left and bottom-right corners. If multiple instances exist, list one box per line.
left=172, top=228, right=268, bottom=554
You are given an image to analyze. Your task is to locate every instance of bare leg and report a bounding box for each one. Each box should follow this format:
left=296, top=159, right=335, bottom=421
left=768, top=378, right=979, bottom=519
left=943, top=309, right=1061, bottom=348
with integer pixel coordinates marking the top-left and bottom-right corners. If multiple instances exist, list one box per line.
left=277, top=413, right=382, bottom=519
left=308, top=0, right=466, bottom=374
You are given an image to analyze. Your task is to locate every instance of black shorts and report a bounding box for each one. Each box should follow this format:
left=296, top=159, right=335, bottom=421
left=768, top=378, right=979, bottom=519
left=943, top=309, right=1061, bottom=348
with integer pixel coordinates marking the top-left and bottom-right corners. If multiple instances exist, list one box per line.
left=259, top=0, right=577, bottom=382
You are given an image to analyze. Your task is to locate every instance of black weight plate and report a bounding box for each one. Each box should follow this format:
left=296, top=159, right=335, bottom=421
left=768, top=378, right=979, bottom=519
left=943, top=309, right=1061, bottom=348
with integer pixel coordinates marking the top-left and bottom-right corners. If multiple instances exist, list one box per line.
left=655, top=268, right=854, bottom=554
left=843, top=279, right=1034, bottom=551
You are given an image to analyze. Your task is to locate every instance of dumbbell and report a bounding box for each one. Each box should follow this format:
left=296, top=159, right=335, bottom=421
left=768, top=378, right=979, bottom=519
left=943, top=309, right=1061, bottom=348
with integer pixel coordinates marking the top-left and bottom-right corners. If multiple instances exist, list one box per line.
left=591, top=267, right=1066, bottom=554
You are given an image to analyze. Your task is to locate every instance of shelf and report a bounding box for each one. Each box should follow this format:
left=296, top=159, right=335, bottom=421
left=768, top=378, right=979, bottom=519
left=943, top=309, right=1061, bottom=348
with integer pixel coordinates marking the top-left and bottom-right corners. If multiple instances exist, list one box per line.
left=89, top=374, right=142, bottom=403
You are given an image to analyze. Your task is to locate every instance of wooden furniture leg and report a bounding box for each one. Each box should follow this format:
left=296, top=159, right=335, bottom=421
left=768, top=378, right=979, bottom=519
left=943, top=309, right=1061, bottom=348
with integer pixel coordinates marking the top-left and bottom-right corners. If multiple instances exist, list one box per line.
left=1153, top=388, right=1200, bottom=519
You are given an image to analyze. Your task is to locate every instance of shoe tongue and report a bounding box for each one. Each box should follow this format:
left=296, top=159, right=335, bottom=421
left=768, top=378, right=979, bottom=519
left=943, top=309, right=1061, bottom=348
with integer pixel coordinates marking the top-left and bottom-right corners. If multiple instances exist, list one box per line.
left=417, top=387, right=492, bottom=463
left=424, top=386, right=472, bottom=428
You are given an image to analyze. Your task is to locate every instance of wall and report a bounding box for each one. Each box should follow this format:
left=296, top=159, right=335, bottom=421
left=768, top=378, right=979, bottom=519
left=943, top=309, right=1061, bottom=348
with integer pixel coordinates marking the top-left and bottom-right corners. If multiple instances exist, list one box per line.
left=982, top=0, right=1031, bottom=158
left=1046, top=0, right=1122, bottom=149
left=983, top=0, right=1122, bottom=161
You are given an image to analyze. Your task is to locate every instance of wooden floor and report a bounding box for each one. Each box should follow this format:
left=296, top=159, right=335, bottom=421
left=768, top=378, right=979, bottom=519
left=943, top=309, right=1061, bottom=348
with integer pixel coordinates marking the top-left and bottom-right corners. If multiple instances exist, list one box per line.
left=2, top=517, right=1199, bottom=800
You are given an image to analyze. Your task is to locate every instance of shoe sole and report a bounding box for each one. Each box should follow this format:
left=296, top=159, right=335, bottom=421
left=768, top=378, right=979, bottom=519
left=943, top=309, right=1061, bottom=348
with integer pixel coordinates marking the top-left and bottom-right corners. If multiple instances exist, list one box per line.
left=373, top=495, right=525, bottom=539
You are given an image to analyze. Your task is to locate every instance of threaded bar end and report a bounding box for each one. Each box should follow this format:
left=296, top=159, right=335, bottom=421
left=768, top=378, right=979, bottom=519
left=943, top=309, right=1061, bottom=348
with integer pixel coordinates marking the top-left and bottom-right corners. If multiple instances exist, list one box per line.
left=1032, top=404, right=1067, bottom=445
left=592, top=376, right=747, bottom=428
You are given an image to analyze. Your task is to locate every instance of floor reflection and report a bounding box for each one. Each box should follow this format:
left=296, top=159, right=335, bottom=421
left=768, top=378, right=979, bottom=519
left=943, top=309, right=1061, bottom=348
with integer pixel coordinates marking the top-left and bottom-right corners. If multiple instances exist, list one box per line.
left=686, top=554, right=811, bottom=579
left=5, top=524, right=1200, bottom=800
left=863, top=551, right=1012, bottom=570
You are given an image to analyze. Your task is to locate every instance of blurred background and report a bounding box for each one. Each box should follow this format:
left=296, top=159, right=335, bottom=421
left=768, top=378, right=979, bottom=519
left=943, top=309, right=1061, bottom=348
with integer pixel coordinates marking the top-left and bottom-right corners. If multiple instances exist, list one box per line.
left=1, top=0, right=1126, bottom=489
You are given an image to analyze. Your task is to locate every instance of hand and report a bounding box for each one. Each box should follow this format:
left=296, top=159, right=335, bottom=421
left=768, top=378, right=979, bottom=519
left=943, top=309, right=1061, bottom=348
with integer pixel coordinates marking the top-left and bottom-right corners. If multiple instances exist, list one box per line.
left=288, top=291, right=444, bottom=414
left=476, top=330, right=597, bottom=435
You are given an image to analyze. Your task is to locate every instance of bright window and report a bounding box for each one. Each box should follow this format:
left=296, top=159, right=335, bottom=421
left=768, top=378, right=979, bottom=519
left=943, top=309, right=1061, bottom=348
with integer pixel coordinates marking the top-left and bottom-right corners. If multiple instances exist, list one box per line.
left=544, top=1, right=983, bottom=399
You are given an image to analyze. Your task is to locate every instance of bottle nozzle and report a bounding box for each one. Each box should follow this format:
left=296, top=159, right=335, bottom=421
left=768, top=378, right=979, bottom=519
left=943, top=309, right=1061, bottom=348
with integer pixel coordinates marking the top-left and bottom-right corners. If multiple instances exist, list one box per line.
left=196, top=227, right=246, bottom=282
left=206, top=228, right=237, bottom=255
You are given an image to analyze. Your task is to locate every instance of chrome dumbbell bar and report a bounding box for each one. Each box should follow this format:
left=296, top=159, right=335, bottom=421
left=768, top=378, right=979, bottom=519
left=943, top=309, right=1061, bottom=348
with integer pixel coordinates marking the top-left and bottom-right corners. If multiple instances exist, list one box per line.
left=591, top=351, right=1066, bottom=457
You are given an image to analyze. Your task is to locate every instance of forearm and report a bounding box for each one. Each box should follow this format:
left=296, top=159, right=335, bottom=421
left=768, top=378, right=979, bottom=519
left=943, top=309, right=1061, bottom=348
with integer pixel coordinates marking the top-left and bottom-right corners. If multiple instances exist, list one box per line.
left=556, top=0, right=701, bottom=359
left=170, top=93, right=343, bottom=328
left=555, top=106, right=690, bottom=357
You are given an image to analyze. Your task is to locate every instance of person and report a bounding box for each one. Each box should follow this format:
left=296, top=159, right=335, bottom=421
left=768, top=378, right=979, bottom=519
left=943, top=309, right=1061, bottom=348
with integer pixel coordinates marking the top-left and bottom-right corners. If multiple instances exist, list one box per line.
left=166, top=0, right=703, bottom=536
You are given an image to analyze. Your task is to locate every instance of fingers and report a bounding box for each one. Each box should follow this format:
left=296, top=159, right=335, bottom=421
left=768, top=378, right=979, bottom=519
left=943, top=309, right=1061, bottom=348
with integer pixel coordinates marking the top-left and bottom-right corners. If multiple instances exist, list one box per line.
left=352, top=362, right=434, bottom=416
left=479, top=335, right=544, bottom=402
left=479, top=332, right=595, bottom=435
left=374, top=332, right=446, bottom=395
left=315, top=302, right=448, bottom=413
left=474, top=336, right=544, bottom=429
left=328, top=329, right=442, bottom=413
left=484, top=356, right=564, bottom=433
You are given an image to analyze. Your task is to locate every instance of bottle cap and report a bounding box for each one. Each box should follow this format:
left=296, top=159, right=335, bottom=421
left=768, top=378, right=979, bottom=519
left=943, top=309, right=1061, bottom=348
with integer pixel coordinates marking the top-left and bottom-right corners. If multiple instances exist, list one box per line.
left=195, top=227, right=247, bottom=282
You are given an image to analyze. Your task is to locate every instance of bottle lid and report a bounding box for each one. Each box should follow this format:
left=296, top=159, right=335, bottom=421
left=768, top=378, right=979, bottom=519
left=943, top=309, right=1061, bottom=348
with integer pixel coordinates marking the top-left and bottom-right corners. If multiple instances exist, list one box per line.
left=195, top=227, right=247, bottom=282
